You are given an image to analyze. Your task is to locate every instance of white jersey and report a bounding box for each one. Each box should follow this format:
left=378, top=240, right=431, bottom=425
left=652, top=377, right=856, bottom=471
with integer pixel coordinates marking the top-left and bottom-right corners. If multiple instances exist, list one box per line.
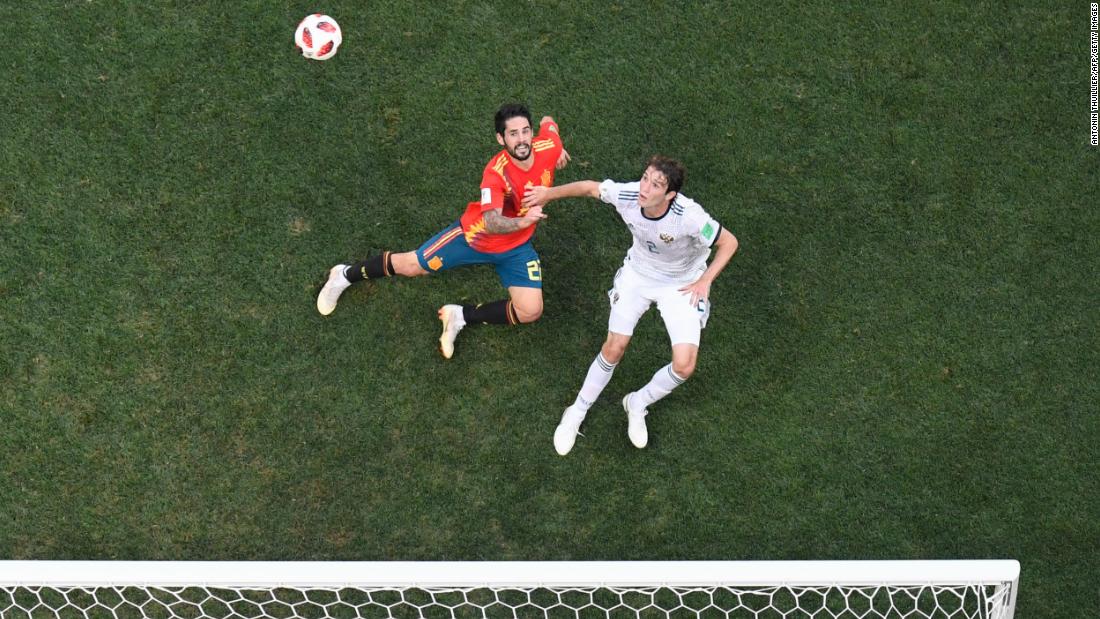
left=598, top=179, right=723, bottom=285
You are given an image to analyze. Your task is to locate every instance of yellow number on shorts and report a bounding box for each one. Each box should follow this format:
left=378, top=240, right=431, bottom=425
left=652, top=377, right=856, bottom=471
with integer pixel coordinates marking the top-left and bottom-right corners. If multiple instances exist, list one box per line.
left=526, top=260, right=542, bottom=281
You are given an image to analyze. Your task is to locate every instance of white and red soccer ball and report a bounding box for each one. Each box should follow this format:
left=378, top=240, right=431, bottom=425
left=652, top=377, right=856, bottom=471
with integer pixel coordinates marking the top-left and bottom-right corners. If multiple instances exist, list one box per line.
left=295, top=14, right=342, bottom=60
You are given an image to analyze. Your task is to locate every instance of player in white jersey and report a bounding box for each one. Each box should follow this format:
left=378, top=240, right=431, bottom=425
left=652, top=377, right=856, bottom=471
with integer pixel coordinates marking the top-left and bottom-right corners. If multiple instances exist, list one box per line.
left=522, top=156, right=738, bottom=454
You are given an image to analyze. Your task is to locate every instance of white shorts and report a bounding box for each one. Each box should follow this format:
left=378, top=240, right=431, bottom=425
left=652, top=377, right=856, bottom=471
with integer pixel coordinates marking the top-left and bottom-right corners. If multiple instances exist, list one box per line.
left=606, top=265, right=711, bottom=347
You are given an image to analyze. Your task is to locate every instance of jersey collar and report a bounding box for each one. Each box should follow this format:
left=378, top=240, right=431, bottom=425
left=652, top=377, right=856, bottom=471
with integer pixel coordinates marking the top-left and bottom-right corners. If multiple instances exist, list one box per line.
left=640, top=195, right=677, bottom=221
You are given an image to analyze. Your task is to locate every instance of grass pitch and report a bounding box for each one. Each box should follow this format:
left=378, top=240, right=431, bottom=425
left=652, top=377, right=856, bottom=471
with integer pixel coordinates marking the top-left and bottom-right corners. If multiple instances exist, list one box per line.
left=1, top=2, right=1097, bottom=616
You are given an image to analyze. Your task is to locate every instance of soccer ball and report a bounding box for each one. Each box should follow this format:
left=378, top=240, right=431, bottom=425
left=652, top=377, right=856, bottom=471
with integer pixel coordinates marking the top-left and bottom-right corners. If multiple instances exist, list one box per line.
left=295, top=14, right=342, bottom=60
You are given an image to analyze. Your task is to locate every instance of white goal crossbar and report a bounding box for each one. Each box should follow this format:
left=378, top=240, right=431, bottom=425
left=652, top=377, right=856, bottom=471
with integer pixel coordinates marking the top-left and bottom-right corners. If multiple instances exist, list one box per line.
left=0, top=560, right=1020, bottom=619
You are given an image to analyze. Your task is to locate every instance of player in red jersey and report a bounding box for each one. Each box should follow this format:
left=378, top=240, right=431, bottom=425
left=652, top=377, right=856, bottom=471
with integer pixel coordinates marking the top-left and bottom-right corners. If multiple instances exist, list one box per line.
left=316, top=103, right=570, bottom=359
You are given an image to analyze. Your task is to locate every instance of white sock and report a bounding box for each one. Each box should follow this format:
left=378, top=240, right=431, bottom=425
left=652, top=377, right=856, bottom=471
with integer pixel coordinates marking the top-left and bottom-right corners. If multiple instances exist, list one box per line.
left=633, top=364, right=687, bottom=408
left=573, top=353, right=617, bottom=412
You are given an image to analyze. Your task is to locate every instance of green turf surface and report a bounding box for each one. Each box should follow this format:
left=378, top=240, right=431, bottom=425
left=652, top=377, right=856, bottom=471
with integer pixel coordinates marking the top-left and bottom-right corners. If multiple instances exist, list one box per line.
left=1, top=1, right=1097, bottom=615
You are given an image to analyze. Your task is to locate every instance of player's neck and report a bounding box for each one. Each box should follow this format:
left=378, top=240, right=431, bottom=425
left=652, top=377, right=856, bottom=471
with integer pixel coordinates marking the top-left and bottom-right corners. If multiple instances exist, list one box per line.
left=642, top=200, right=672, bottom=219
left=508, top=153, right=535, bottom=171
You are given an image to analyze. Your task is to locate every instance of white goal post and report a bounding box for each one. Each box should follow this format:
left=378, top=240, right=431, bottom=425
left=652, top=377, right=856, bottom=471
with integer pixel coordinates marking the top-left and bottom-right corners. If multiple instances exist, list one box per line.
left=0, top=560, right=1019, bottom=619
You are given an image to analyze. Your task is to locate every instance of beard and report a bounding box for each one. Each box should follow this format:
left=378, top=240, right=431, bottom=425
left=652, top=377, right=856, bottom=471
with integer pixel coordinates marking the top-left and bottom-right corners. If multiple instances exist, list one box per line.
left=509, top=143, right=532, bottom=161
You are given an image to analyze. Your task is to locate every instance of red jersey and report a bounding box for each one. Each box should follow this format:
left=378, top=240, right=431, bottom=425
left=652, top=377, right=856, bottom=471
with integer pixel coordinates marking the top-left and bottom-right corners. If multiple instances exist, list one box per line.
left=459, top=120, right=563, bottom=253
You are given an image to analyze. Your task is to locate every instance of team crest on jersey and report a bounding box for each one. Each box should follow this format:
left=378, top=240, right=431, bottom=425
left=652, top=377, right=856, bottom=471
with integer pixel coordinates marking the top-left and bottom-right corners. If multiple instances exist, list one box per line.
left=540, top=170, right=552, bottom=186
left=660, top=233, right=675, bottom=244
left=428, top=256, right=443, bottom=271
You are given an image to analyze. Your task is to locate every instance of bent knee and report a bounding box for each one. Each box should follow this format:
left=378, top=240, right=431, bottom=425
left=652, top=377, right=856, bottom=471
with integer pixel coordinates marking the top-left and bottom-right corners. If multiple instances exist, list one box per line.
left=395, top=264, right=427, bottom=277
left=513, top=302, right=543, bottom=323
left=671, top=360, right=696, bottom=379
left=601, top=339, right=629, bottom=363
left=392, top=252, right=427, bottom=277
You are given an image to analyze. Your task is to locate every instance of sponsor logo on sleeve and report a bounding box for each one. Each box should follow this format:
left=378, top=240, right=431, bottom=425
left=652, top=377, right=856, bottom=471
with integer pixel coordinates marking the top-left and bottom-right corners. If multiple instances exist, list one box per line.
left=701, top=222, right=716, bottom=242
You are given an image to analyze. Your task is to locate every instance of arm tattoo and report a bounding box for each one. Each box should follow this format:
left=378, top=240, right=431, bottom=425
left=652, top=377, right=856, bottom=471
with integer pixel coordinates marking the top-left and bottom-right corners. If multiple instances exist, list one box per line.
left=484, top=209, right=526, bottom=234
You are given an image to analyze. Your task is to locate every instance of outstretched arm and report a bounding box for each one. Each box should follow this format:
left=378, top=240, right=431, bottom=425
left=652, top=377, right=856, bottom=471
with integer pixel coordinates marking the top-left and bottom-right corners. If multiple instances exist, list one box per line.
left=521, top=180, right=601, bottom=209
left=679, top=228, right=739, bottom=306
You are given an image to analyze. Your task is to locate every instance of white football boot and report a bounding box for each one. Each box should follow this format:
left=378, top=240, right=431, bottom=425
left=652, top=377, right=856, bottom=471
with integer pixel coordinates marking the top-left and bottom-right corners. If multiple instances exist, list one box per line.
left=622, top=392, right=649, bottom=448
left=553, top=405, right=587, bottom=455
left=317, top=264, right=351, bottom=316
left=437, top=304, right=466, bottom=359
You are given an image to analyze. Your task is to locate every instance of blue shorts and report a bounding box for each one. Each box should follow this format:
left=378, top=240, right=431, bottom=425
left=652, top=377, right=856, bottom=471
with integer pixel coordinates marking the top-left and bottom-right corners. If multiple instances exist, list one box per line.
left=415, top=222, right=543, bottom=289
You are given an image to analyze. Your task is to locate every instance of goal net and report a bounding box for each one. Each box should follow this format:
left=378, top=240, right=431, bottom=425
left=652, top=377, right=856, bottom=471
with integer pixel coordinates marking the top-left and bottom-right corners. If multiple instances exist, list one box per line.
left=0, top=560, right=1019, bottom=619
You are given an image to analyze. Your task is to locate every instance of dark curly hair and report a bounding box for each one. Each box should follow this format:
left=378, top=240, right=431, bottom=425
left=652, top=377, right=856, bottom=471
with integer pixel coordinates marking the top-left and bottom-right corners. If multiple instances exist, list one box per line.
left=494, top=103, right=532, bottom=136
left=645, top=155, right=685, bottom=195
